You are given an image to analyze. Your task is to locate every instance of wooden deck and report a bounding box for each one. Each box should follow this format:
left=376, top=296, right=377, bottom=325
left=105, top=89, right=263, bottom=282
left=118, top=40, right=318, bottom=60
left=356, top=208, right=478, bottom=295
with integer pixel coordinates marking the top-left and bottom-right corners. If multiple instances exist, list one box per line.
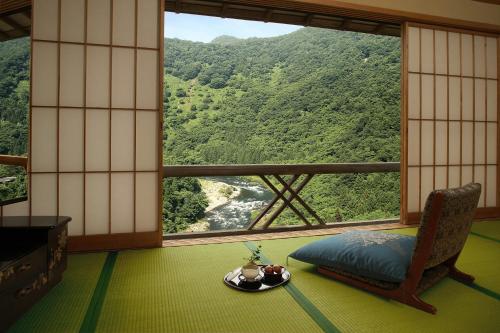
left=163, top=221, right=412, bottom=247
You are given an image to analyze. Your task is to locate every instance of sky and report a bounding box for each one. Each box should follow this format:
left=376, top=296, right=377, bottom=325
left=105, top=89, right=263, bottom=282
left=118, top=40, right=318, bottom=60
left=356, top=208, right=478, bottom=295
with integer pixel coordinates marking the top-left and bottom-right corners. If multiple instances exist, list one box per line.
left=164, top=13, right=300, bottom=43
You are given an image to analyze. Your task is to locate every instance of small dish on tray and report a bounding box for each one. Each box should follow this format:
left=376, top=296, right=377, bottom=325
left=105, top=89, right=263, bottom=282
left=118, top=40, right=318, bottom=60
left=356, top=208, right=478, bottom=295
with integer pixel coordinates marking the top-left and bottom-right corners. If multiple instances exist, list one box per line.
left=223, top=265, right=291, bottom=292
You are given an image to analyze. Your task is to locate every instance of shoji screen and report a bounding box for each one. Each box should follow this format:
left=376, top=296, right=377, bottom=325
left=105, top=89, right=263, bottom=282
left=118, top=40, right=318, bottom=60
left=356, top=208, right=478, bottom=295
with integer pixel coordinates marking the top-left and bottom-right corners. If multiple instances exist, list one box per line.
left=403, top=23, right=499, bottom=222
left=30, top=0, right=163, bottom=250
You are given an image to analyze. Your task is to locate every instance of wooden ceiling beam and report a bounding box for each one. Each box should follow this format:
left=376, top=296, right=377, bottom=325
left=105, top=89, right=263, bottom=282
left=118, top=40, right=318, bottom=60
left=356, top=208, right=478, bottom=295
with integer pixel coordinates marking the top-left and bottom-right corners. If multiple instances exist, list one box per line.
left=264, top=9, right=273, bottom=22
left=221, top=2, right=229, bottom=18
left=174, top=0, right=182, bottom=13
left=0, top=30, right=9, bottom=40
left=371, top=23, right=386, bottom=34
left=338, top=18, right=351, bottom=30
left=21, top=10, right=31, bottom=20
left=0, top=16, right=29, bottom=33
left=304, top=14, right=314, bottom=26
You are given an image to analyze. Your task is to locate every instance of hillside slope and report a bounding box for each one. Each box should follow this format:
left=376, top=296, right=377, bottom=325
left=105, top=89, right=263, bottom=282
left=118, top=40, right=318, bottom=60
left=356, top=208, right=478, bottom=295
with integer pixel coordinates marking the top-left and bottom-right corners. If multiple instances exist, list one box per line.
left=163, top=27, right=401, bottom=224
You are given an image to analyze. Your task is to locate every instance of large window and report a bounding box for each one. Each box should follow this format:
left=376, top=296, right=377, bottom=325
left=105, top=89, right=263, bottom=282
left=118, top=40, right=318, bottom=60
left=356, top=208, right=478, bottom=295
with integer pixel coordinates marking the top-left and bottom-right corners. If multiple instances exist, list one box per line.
left=0, top=37, right=29, bottom=203
left=163, top=13, right=400, bottom=234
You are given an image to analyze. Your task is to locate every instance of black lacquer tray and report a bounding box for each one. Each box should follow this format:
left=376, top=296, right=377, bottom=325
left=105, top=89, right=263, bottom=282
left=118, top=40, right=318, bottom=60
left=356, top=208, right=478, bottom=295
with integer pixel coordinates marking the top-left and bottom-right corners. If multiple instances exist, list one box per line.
left=223, top=265, right=291, bottom=292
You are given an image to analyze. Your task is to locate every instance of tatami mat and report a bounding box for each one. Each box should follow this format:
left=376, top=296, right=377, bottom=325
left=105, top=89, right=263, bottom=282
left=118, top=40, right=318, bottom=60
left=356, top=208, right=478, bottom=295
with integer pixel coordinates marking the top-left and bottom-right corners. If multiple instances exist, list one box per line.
left=95, top=243, right=322, bottom=333
left=260, top=223, right=500, bottom=333
left=471, top=220, right=500, bottom=241
left=8, top=253, right=107, bottom=333
left=7, top=221, right=500, bottom=333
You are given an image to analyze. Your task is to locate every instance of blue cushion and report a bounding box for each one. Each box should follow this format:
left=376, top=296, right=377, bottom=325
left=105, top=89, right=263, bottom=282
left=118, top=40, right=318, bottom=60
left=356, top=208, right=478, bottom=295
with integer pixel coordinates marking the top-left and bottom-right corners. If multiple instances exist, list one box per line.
left=288, top=230, right=416, bottom=282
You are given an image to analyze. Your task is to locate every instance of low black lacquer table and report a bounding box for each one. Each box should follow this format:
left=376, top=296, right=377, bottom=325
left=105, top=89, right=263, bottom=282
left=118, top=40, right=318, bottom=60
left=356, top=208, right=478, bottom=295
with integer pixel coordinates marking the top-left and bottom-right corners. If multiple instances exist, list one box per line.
left=223, top=265, right=291, bottom=292
left=0, top=216, right=71, bottom=331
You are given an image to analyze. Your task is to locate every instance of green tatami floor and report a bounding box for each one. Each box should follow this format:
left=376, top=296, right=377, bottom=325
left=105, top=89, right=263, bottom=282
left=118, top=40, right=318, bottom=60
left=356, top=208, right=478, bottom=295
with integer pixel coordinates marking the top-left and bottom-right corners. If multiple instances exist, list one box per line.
left=8, top=221, right=500, bottom=333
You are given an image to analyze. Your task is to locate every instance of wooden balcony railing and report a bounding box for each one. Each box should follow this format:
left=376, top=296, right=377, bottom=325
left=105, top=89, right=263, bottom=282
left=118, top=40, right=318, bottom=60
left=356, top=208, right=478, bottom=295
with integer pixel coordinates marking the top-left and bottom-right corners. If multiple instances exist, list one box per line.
left=0, top=155, right=28, bottom=206
left=0, top=154, right=28, bottom=169
left=163, top=163, right=400, bottom=236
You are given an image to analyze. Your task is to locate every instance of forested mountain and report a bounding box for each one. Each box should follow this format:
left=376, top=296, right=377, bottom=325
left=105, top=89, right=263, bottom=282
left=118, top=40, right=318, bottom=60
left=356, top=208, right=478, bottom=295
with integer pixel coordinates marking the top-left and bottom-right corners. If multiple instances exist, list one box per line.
left=0, top=37, right=29, bottom=156
left=163, top=27, right=401, bottom=231
left=0, top=27, right=401, bottom=232
left=0, top=37, right=29, bottom=201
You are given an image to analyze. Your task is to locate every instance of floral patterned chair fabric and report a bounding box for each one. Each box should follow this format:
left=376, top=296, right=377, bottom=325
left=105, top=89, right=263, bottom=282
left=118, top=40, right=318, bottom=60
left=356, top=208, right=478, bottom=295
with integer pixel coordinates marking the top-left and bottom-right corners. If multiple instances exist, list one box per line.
left=318, top=183, right=482, bottom=314
left=415, top=183, right=481, bottom=269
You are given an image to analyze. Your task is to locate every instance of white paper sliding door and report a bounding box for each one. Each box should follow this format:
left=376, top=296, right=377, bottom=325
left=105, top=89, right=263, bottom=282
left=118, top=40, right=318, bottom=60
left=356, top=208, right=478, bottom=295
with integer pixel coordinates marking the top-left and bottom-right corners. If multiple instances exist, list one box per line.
left=403, top=23, right=499, bottom=222
left=30, top=0, right=163, bottom=250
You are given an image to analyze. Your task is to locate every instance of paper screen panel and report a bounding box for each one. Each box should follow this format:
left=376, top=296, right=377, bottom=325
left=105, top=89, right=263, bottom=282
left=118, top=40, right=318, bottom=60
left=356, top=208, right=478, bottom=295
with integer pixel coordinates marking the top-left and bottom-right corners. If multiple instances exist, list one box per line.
left=487, top=123, right=497, bottom=164
left=111, top=110, right=135, bottom=171
left=31, top=174, right=57, bottom=216
left=85, top=174, right=109, bottom=235
left=137, top=0, right=159, bottom=48
left=420, top=167, right=434, bottom=210
left=32, top=42, right=58, bottom=106
left=420, top=29, right=434, bottom=74
left=473, top=36, right=486, bottom=78
left=60, top=0, right=85, bottom=43
left=408, top=27, right=420, bottom=72
left=435, top=30, right=447, bottom=75
left=404, top=24, right=499, bottom=220
left=421, top=121, right=434, bottom=165
left=461, top=34, right=473, bottom=77
left=486, top=37, right=497, bottom=79
left=33, top=0, right=58, bottom=40
left=474, top=122, right=486, bottom=164
left=435, top=121, right=447, bottom=165
left=408, top=120, right=420, bottom=165
left=59, top=174, right=84, bottom=236
left=448, top=166, right=461, bottom=188
left=2, top=201, right=29, bottom=217
left=486, top=166, right=497, bottom=206
left=136, top=111, right=158, bottom=170
left=474, top=79, right=486, bottom=121
left=30, top=0, right=162, bottom=244
left=435, top=166, right=447, bottom=190
left=112, top=0, right=135, bottom=46
left=462, top=78, right=474, bottom=120
left=421, top=75, right=434, bottom=119
left=487, top=80, right=497, bottom=121
left=86, top=109, right=110, bottom=171
left=462, top=122, right=473, bottom=164
left=449, top=77, right=461, bottom=120
left=474, top=166, right=485, bottom=207
left=59, top=108, right=84, bottom=171
left=111, top=48, right=135, bottom=109
left=136, top=49, right=159, bottom=110
left=448, top=121, right=461, bottom=164
left=31, top=108, right=57, bottom=172
left=408, top=74, right=420, bottom=118
left=111, top=173, right=134, bottom=233
left=87, top=0, right=111, bottom=45
left=60, top=44, right=84, bottom=107
left=135, top=173, right=158, bottom=232
left=407, top=167, right=420, bottom=212
left=86, top=46, right=110, bottom=108
left=462, top=166, right=473, bottom=185
left=448, top=32, right=461, bottom=76
left=435, top=76, right=447, bottom=119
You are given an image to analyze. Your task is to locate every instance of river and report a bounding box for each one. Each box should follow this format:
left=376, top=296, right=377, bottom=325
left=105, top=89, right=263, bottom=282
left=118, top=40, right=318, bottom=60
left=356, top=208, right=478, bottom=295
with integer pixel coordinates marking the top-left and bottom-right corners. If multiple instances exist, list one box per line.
left=203, top=176, right=274, bottom=230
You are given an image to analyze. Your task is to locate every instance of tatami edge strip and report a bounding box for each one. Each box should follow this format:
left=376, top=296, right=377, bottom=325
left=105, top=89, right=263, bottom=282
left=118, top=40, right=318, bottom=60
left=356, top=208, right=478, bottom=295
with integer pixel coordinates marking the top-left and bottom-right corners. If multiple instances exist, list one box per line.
left=466, top=283, right=500, bottom=301
left=79, top=251, right=118, bottom=333
left=470, top=232, right=500, bottom=244
left=244, top=242, right=341, bottom=333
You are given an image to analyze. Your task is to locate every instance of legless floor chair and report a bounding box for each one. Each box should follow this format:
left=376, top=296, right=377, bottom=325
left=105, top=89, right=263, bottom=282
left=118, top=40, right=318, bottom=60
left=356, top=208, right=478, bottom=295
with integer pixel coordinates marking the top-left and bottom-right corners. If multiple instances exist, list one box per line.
left=318, top=183, right=481, bottom=314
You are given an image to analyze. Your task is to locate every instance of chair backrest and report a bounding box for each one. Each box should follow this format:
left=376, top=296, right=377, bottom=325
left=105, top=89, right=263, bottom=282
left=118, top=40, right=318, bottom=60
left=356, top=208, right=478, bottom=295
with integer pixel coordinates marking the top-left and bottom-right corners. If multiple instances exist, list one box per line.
left=414, top=183, right=481, bottom=269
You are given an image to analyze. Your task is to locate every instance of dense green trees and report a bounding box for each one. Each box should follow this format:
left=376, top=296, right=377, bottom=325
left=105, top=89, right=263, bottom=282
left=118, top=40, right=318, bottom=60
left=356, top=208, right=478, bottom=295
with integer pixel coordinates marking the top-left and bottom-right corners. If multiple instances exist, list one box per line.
left=0, top=37, right=29, bottom=200
left=163, top=27, right=401, bottom=229
left=162, top=178, right=208, bottom=233
left=0, top=27, right=401, bottom=231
